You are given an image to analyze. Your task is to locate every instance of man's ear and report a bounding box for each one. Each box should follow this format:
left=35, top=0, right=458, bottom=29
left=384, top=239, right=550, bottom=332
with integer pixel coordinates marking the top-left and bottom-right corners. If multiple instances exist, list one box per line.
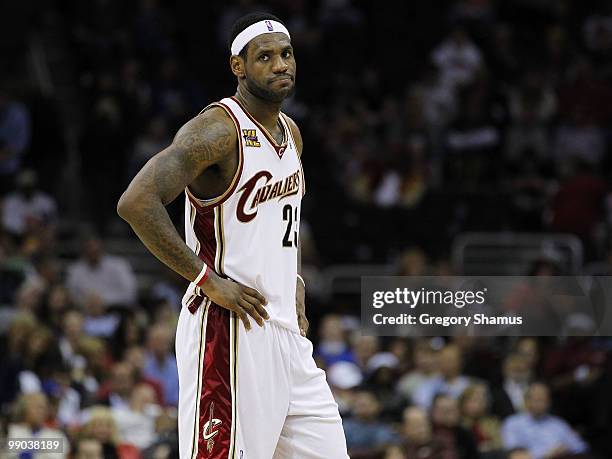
left=230, top=55, right=246, bottom=79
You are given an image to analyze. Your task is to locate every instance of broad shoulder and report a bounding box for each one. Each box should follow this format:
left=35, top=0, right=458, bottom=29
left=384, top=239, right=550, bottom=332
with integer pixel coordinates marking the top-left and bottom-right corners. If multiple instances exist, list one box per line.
left=282, top=114, right=303, bottom=156
left=172, top=105, right=237, bottom=164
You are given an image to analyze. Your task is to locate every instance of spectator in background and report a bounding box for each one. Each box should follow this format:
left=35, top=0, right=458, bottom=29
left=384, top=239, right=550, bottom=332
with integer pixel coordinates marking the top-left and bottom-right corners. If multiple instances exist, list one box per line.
left=583, top=8, right=612, bottom=77
left=17, top=323, right=62, bottom=394
left=501, top=382, right=588, bottom=459
left=41, top=284, right=73, bottom=333
left=543, top=336, right=607, bottom=432
left=315, top=314, right=354, bottom=367
left=112, top=383, right=160, bottom=450
left=0, top=86, right=30, bottom=190
left=396, top=247, right=430, bottom=276
left=459, top=383, right=503, bottom=453
left=552, top=110, right=605, bottom=171
left=549, top=159, right=609, bottom=250
left=516, top=338, right=541, bottom=380
left=326, top=361, right=363, bottom=415
left=364, top=352, right=408, bottom=421
left=123, top=345, right=164, bottom=405
left=431, top=394, right=479, bottom=459
left=492, top=352, right=530, bottom=419
left=47, top=365, right=81, bottom=428
left=445, top=78, right=501, bottom=185
left=397, top=339, right=440, bottom=401
left=13, top=279, right=46, bottom=316
left=413, top=344, right=472, bottom=408
left=0, top=314, right=37, bottom=407
left=504, top=71, right=557, bottom=166
left=0, top=238, right=29, bottom=309
left=507, top=449, right=534, bottom=459
left=73, top=437, right=104, bottom=459
left=66, top=235, right=137, bottom=309
left=143, top=324, right=178, bottom=406
left=83, top=293, right=120, bottom=338
left=80, top=406, right=140, bottom=459
left=58, top=308, right=87, bottom=370
left=76, top=337, right=109, bottom=400
left=352, top=335, right=380, bottom=371
left=6, top=392, right=70, bottom=459
left=343, top=389, right=400, bottom=457
left=431, top=26, right=483, bottom=91
left=97, top=362, right=137, bottom=409
left=1, top=170, right=57, bottom=237
left=399, top=406, right=447, bottom=459
left=110, top=311, right=145, bottom=361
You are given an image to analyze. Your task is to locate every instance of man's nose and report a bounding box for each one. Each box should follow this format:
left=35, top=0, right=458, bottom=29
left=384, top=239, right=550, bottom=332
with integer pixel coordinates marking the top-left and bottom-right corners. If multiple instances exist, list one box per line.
left=272, top=56, right=289, bottom=73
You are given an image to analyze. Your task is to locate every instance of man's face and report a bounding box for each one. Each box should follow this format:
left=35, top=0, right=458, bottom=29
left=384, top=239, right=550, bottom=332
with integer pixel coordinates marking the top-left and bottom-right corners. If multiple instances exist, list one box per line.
left=403, top=407, right=432, bottom=445
left=526, top=384, right=550, bottom=418
left=431, top=396, right=460, bottom=427
left=352, top=391, right=380, bottom=421
left=24, top=393, right=48, bottom=427
left=76, top=439, right=103, bottom=459
left=112, top=363, right=135, bottom=396
left=440, top=345, right=462, bottom=378
left=83, top=239, right=102, bottom=264
left=504, top=355, right=528, bottom=383
left=240, top=33, right=296, bottom=102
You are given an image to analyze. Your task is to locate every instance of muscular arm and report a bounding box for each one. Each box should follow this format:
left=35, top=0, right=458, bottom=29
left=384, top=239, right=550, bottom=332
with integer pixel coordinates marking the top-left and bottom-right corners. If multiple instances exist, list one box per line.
left=118, top=108, right=268, bottom=329
left=117, top=107, right=235, bottom=282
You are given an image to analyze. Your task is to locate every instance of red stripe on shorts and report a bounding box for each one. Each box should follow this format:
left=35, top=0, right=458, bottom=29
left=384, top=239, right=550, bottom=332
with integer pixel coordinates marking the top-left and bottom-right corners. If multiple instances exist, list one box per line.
left=188, top=206, right=216, bottom=315
left=196, top=302, right=233, bottom=458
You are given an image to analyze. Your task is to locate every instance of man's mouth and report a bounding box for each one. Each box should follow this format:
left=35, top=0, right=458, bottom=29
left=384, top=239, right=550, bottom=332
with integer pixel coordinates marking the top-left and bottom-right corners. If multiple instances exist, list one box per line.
left=270, top=75, right=293, bottom=83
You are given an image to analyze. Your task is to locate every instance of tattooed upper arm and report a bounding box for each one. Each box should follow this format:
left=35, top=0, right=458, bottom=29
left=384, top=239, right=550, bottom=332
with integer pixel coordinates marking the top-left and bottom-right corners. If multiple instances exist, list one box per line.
left=125, top=107, right=237, bottom=207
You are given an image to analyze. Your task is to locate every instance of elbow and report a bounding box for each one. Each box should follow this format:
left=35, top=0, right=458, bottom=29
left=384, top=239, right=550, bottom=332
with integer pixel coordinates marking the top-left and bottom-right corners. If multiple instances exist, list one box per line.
left=116, top=192, right=137, bottom=222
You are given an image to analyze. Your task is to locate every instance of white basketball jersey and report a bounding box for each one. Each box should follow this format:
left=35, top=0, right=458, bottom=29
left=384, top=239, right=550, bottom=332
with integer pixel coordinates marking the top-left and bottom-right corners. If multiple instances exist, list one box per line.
left=182, top=97, right=304, bottom=333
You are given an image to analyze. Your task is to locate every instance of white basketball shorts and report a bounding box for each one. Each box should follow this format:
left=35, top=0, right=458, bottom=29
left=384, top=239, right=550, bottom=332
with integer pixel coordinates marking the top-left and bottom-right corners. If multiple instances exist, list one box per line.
left=175, top=298, right=349, bottom=459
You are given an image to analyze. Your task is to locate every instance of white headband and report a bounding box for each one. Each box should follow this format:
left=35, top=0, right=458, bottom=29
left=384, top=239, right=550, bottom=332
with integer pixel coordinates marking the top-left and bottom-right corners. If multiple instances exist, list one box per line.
left=231, top=20, right=291, bottom=56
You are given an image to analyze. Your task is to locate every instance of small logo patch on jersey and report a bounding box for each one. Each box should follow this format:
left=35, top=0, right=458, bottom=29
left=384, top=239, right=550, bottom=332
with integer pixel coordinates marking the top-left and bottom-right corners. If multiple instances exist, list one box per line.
left=242, top=129, right=261, bottom=147
left=265, top=20, right=273, bottom=31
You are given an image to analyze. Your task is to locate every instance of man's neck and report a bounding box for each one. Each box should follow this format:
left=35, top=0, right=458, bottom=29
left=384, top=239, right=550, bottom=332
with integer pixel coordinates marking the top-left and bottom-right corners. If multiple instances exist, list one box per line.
left=234, top=87, right=282, bottom=133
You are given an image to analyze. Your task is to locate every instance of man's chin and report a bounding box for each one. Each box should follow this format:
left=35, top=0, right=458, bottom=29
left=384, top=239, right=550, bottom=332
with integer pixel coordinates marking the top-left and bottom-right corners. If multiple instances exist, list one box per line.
left=276, top=84, right=295, bottom=101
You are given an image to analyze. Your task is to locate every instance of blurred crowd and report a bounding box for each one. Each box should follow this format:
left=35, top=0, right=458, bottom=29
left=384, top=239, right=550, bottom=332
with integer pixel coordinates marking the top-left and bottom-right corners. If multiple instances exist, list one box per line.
left=315, top=323, right=612, bottom=459
left=2, top=0, right=612, bottom=458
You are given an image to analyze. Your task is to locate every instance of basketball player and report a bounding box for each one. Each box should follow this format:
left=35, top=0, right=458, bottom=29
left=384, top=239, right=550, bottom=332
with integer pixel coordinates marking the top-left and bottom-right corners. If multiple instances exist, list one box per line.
left=117, top=12, right=349, bottom=459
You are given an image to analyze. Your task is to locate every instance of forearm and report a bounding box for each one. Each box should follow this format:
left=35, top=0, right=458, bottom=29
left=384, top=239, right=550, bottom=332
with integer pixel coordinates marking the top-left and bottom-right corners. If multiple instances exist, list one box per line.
left=296, top=238, right=305, bottom=311
left=118, top=196, right=203, bottom=282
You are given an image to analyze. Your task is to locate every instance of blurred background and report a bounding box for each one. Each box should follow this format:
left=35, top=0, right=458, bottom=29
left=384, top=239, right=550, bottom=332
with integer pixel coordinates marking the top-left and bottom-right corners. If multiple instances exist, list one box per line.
left=1, top=0, right=612, bottom=458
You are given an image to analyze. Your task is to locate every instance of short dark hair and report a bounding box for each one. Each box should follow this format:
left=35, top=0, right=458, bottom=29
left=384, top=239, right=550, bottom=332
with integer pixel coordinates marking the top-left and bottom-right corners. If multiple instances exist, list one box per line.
left=228, top=12, right=285, bottom=58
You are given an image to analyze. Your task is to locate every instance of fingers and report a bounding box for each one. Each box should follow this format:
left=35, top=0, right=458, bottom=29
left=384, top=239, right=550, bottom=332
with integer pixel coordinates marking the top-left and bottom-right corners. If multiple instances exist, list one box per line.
left=235, top=307, right=251, bottom=330
left=238, top=298, right=266, bottom=327
left=244, top=287, right=267, bottom=306
left=243, top=292, right=269, bottom=320
left=299, top=317, right=309, bottom=337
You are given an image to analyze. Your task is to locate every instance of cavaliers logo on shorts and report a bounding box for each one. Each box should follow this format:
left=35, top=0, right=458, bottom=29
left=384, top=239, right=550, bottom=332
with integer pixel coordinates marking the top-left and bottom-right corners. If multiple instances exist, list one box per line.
left=203, top=401, right=222, bottom=453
